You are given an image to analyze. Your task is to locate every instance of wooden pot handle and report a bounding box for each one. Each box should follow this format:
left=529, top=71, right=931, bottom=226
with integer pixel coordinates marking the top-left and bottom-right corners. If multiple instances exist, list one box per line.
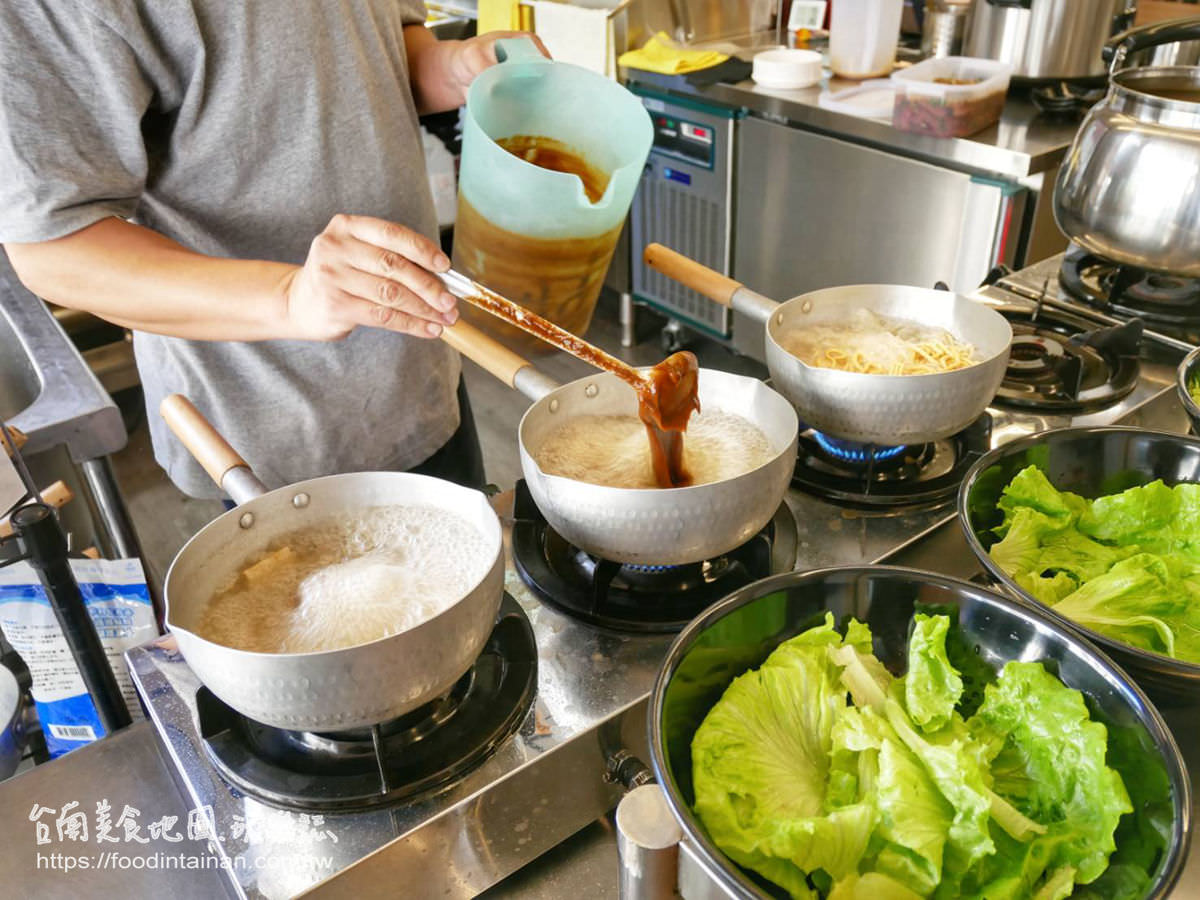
left=0, top=480, right=74, bottom=539
left=159, top=394, right=248, bottom=489
left=441, top=320, right=533, bottom=389
left=1, top=425, right=27, bottom=458
left=643, top=244, right=744, bottom=308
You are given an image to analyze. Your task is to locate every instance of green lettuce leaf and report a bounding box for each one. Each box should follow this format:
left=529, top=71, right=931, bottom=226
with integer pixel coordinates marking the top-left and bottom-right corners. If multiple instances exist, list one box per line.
left=883, top=699, right=996, bottom=871
left=1030, top=529, right=1134, bottom=583
left=970, top=662, right=1132, bottom=885
left=870, top=736, right=952, bottom=894
left=990, top=465, right=1200, bottom=664
left=989, top=507, right=1072, bottom=575
left=828, top=872, right=924, bottom=900
left=831, top=706, right=953, bottom=896
left=916, top=602, right=996, bottom=720
left=904, top=614, right=963, bottom=734
left=1014, top=570, right=1077, bottom=605
left=1170, top=482, right=1200, bottom=561
left=991, top=508, right=1130, bottom=584
left=692, top=613, right=1139, bottom=900
left=1050, top=554, right=1183, bottom=657
left=997, top=466, right=1087, bottom=528
left=692, top=614, right=874, bottom=896
left=1078, top=479, right=1177, bottom=547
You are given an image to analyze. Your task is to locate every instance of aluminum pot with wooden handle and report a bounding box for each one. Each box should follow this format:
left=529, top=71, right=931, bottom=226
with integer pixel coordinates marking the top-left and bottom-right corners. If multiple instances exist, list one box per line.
left=644, top=244, right=1012, bottom=446
left=443, top=322, right=799, bottom=566
left=159, top=395, right=504, bottom=732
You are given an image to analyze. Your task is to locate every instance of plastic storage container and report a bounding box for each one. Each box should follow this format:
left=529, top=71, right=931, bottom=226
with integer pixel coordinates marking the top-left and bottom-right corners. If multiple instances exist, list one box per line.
left=829, top=0, right=904, bottom=80
left=454, top=38, right=652, bottom=354
left=890, top=56, right=1012, bottom=137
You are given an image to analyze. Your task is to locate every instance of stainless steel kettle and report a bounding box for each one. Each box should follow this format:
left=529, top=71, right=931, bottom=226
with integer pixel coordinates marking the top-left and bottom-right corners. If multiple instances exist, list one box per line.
left=1053, top=18, right=1200, bottom=276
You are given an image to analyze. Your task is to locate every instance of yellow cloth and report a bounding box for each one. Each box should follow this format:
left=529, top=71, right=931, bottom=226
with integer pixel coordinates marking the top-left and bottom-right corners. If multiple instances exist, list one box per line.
left=478, top=0, right=531, bottom=34
left=617, top=32, right=728, bottom=75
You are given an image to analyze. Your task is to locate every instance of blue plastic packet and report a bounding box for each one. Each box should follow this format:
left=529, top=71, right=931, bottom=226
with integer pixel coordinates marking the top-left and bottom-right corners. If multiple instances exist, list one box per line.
left=0, top=558, right=155, bottom=758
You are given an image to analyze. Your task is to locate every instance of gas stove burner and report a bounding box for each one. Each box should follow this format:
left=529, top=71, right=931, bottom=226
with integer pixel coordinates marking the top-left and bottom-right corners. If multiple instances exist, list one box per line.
left=993, top=305, right=1140, bottom=412
left=792, top=415, right=992, bottom=508
left=812, top=431, right=907, bottom=465
left=1029, top=80, right=1105, bottom=117
left=511, top=480, right=797, bottom=633
left=195, top=594, right=536, bottom=812
left=1060, top=247, right=1200, bottom=339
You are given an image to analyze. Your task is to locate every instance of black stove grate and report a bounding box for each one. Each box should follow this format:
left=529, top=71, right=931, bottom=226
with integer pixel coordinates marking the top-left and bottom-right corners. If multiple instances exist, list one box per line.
left=196, top=594, right=537, bottom=812
left=792, top=415, right=992, bottom=509
left=992, top=305, right=1141, bottom=412
left=511, top=480, right=796, bottom=633
left=1059, top=246, right=1200, bottom=342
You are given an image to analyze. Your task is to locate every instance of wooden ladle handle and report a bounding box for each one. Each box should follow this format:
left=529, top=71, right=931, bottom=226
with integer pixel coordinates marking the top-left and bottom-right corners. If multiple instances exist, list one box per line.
left=643, top=244, right=744, bottom=308
left=440, top=320, right=531, bottom=389
left=159, top=394, right=248, bottom=489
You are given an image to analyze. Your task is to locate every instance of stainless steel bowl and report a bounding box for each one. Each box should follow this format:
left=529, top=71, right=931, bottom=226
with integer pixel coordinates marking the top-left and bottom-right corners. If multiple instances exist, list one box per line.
left=959, top=426, right=1200, bottom=704
left=649, top=566, right=1190, bottom=899
left=1177, top=346, right=1200, bottom=435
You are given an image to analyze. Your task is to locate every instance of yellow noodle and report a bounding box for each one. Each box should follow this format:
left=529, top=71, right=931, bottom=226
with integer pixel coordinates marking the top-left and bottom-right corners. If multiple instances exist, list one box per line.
left=782, top=308, right=977, bottom=376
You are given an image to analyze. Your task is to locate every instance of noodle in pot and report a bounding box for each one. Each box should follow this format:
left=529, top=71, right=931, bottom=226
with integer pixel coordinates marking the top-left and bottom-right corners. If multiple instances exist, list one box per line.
left=782, top=308, right=977, bottom=375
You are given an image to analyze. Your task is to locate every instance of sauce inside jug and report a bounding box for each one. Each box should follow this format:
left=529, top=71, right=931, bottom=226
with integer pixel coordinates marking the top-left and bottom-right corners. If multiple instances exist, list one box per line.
left=452, top=136, right=622, bottom=356
left=497, top=135, right=610, bottom=203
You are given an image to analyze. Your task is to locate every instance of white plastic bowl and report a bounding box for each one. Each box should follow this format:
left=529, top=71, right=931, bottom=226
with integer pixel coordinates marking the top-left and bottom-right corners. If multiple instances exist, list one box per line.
left=752, top=49, right=823, bottom=89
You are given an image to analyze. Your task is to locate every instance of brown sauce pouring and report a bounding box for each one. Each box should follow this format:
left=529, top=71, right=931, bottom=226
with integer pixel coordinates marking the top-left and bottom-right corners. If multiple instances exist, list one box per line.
left=443, top=273, right=700, bottom=487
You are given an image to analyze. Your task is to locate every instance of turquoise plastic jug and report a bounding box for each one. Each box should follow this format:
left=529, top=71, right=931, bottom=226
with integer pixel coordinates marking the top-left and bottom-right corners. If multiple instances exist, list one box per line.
left=453, top=38, right=653, bottom=351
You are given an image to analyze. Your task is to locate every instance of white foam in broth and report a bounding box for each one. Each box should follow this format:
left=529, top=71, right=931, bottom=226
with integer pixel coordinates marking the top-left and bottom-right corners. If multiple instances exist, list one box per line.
left=535, top=409, right=774, bottom=489
left=199, top=505, right=490, bottom=653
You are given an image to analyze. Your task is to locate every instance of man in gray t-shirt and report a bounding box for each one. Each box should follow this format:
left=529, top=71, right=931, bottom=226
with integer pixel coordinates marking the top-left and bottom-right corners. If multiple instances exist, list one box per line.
left=0, top=1, right=537, bottom=497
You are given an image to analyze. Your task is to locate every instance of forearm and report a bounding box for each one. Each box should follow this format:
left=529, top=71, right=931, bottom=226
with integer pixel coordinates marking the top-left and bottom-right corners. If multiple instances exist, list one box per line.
left=4, top=218, right=300, bottom=341
left=404, top=25, right=466, bottom=115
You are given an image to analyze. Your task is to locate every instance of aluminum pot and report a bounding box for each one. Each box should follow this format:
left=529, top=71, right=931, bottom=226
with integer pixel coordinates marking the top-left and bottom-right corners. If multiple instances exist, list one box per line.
left=1054, top=18, right=1200, bottom=276
left=648, top=566, right=1190, bottom=898
left=442, top=322, right=799, bottom=566
left=643, top=244, right=1012, bottom=446
left=963, top=0, right=1136, bottom=81
left=959, top=425, right=1200, bottom=704
left=159, top=396, right=504, bottom=732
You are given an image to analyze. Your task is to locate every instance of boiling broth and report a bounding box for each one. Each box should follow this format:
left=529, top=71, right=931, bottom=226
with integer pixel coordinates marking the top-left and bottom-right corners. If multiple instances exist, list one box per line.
left=536, top=409, right=773, bottom=490
left=200, top=506, right=490, bottom=654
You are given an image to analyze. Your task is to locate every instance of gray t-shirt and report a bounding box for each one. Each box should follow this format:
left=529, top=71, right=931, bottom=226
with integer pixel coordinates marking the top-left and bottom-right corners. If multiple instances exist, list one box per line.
left=0, top=0, right=461, bottom=497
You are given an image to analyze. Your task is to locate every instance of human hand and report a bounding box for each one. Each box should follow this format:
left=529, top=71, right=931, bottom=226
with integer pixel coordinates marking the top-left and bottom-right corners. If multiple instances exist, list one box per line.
left=282, top=214, right=458, bottom=341
left=443, top=31, right=550, bottom=103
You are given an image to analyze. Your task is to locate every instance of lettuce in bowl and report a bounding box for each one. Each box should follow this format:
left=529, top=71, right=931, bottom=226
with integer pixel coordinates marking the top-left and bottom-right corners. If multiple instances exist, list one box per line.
left=691, top=613, right=1133, bottom=899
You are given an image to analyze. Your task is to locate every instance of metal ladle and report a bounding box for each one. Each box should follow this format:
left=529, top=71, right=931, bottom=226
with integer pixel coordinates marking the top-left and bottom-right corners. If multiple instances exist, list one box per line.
left=438, top=269, right=699, bottom=487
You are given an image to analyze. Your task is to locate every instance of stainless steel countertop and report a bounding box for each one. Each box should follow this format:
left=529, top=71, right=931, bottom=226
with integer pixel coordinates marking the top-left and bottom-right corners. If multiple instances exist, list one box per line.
left=624, top=67, right=1082, bottom=180
left=0, top=254, right=125, bottom=462
left=0, top=721, right=230, bottom=899
left=2, top=267, right=1192, bottom=898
